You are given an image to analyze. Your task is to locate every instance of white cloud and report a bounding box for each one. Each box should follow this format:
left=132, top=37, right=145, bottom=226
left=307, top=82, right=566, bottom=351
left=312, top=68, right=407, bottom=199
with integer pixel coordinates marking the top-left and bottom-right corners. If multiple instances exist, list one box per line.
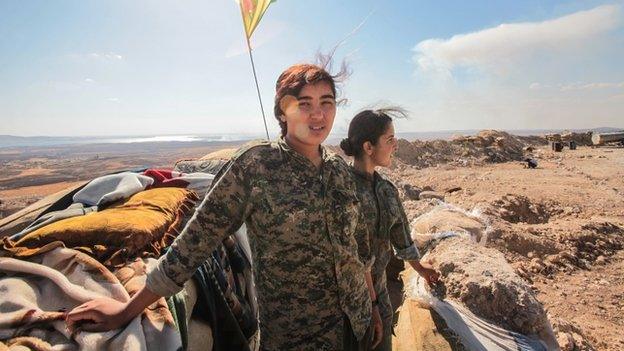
left=413, top=4, right=622, bottom=76
left=529, top=81, right=624, bottom=91
left=107, top=97, right=120, bottom=102
left=67, top=52, right=124, bottom=63
left=560, top=81, right=624, bottom=91
left=84, top=78, right=95, bottom=83
left=89, top=52, right=123, bottom=60
left=529, top=82, right=543, bottom=90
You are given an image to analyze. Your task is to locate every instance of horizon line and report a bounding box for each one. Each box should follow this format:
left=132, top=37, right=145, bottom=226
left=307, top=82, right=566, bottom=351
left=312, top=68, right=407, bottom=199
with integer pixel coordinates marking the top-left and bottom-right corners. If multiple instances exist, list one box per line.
left=2, top=126, right=622, bottom=139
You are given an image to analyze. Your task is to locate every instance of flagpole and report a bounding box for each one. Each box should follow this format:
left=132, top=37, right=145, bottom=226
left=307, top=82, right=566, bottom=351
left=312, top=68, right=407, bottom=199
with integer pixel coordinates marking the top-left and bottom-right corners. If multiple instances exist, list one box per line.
left=245, top=36, right=271, bottom=141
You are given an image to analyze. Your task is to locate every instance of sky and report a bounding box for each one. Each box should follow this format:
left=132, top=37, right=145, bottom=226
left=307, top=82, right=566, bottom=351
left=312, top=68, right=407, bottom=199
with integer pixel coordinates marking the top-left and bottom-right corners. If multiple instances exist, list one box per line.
left=1, top=0, right=623, bottom=137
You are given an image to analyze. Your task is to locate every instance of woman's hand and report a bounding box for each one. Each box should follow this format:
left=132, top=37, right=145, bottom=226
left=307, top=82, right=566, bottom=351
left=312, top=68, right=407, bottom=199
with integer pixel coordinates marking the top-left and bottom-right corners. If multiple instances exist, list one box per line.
left=363, top=270, right=383, bottom=348
left=411, top=261, right=440, bottom=287
left=371, top=305, right=383, bottom=349
left=66, top=285, right=161, bottom=333
left=65, top=297, right=132, bottom=333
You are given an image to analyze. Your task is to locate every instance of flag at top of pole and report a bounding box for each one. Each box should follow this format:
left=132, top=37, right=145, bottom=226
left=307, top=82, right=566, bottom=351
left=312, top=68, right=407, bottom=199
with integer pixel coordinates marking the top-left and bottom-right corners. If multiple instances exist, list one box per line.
left=237, top=0, right=276, bottom=140
left=239, top=0, right=276, bottom=39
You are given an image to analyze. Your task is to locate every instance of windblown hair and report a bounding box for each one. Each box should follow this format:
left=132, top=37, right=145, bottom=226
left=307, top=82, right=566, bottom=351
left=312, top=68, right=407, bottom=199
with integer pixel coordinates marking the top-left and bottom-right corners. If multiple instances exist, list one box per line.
left=273, top=55, right=349, bottom=137
left=340, top=107, right=408, bottom=158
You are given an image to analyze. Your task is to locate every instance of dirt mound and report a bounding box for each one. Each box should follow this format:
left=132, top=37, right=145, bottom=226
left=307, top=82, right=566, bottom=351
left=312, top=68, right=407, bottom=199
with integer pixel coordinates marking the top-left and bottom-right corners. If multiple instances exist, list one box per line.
left=552, top=221, right=624, bottom=270
left=394, top=130, right=547, bottom=169
left=486, top=219, right=624, bottom=279
left=425, top=236, right=554, bottom=339
left=476, top=194, right=624, bottom=278
left=406, top=204, right=555, bottom=343
left=410, top=206, right=487, bottom=245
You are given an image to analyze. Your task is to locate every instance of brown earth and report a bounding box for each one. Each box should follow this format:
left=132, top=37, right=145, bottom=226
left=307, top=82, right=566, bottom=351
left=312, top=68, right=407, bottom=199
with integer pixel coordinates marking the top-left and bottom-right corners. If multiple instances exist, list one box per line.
left=0, top=141, right=244, bottom=218
left=383, top=139, right=624, bottom=350
left=1, top=132, right=622, bottom=350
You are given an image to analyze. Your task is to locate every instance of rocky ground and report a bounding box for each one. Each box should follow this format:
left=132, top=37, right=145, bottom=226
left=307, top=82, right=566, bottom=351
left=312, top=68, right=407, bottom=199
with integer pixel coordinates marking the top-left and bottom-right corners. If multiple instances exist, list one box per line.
left=384, top=132, right=624, bottom=350
left=1, top=130, right=622, bottom=350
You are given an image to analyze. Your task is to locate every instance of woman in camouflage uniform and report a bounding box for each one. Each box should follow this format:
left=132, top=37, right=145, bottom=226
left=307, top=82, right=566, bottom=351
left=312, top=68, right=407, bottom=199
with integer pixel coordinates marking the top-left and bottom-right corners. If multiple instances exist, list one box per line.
left=66, top=64, right=382, bottom=350
left=340, top=108, right=440, bottom=351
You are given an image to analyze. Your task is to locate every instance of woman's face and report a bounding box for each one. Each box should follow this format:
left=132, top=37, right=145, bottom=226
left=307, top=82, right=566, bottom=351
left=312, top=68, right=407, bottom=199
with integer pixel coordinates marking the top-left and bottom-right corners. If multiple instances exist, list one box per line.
left=370, top=122, right=397, bottom=168
left=279, top=81, right=336, bottom=147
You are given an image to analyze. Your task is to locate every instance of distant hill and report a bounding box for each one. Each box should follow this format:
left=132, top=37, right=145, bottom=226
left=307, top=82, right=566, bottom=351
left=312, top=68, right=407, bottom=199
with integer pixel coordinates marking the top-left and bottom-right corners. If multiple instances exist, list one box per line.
left=3, top=127, right=623, bottom=149
left=0, top=134, right=256, bottom=149
left=590, top=127, right=624, bottom=133
left=0, top=135, right=93, bottom=148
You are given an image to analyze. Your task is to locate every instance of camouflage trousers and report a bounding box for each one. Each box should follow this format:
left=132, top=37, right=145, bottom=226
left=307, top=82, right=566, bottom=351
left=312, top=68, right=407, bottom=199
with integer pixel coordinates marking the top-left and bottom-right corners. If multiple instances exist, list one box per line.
left=372, top=284, right=394, bottom=351
left=344, top=314, right=373, bottom=351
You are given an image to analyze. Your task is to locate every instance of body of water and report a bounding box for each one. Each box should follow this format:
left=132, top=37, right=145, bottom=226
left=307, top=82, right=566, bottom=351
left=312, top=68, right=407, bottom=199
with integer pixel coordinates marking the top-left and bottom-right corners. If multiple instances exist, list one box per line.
left=0, top=134, right=258, bottom=148
left=1, top=127, right=620, bottom=149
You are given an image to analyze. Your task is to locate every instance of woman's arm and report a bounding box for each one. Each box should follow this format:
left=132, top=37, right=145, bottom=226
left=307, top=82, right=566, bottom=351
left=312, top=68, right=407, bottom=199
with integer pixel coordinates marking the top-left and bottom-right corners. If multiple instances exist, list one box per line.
left=387, top=184, right=439, bottom=286
left=407, top=260, right=439, bottom=286
left=66, top=155, right=254, bottom=331
left=66, top=285, right=160, bottom=332
left=365, top=270, right=383, bottom=348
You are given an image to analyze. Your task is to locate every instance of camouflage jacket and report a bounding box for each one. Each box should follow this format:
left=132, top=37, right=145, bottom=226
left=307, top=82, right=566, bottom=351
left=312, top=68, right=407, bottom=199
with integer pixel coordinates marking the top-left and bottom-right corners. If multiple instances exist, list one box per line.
left=350, top=168, right=420, bottom=322
left=147, top=139, right=371, bottom=350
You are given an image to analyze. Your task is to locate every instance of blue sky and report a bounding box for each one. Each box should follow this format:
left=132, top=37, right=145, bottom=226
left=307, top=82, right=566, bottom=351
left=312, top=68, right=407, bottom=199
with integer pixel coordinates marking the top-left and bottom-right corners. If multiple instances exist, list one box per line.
left=1, top=0, right=623, bottom=137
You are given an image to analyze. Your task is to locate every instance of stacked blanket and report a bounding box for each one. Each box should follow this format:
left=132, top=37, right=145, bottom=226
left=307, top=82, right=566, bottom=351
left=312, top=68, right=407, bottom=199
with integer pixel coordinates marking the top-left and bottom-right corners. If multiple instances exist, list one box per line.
left=0, top=243, right=181, bottom=350
left=5, top=187, right=198, bottom=267
left=0, top=167, right=257, bottom=351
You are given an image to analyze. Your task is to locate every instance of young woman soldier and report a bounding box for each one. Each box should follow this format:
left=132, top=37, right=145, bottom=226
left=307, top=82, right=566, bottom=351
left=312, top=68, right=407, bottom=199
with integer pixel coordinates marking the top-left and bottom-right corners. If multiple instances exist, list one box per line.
left=66, top=63, right=382, bottom=350
left=340, top=108, right=440, bottom=351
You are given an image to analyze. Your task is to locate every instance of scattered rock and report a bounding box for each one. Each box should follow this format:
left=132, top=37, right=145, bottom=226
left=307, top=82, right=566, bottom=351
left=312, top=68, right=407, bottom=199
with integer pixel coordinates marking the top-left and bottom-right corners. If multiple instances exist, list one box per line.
left=550, top=318, right=596, bottom=351
left=418, top=191, right=445, bottom=201
left=399, top=183, right=421, bottom=201
left=445, top=186, right=462, bottom=194
left=557, top=332, right=574, bottom=351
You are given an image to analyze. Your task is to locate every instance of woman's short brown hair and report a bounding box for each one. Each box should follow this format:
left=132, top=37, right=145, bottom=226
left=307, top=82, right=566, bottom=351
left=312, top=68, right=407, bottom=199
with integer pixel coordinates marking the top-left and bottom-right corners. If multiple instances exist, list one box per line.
left=273, top=64, right=338, bottom=137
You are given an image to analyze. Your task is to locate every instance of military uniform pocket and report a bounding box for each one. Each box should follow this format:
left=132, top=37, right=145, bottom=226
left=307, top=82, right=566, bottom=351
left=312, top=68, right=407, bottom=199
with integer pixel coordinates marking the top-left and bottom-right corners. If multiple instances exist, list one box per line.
left=329, top=188, right=359, bottom=243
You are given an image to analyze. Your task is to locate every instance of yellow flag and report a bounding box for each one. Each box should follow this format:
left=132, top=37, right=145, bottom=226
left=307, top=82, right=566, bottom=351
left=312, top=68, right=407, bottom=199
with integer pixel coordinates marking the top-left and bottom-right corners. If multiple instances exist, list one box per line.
left=239, top=0, right=276, bottom=39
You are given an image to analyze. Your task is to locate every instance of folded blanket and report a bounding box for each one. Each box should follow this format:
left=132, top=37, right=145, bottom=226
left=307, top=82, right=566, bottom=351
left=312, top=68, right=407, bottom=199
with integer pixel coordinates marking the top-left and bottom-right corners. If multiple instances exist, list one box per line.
left=0, top=244, right=181, bottom=350
left=9, top=203, right=97, bottom=242
left=6, top=188, right=197, bottom=266
left=0, top=181, right=88, bottom=239
left=143, top=169, right=215, bottom=196
left=73, top=172, right=154, bottom=207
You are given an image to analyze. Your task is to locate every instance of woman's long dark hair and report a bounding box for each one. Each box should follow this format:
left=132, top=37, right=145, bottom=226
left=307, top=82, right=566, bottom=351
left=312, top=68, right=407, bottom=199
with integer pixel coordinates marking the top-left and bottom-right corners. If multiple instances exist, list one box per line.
left=340, top=107, right=407, bottom=158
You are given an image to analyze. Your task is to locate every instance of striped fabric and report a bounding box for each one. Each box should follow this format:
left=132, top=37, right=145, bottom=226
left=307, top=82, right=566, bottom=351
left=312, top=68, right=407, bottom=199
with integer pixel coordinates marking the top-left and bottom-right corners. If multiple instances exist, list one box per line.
left=239, top=0, right=276, bottom=38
